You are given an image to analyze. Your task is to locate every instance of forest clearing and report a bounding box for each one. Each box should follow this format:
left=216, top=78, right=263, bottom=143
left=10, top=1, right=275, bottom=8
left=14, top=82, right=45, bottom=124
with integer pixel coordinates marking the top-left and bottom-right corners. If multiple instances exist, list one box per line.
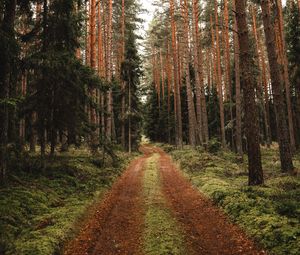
left=1, top=0, right=300, bottom=254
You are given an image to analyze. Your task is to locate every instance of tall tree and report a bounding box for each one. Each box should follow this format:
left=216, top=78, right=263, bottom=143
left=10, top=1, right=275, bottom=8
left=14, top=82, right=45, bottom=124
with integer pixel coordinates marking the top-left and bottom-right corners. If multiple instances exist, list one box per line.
left=0, top=0, right=17, bottom=182
left=235, top=0, right=264, bottom=185
left=214, top=0, right=226, bottom=147
left=182, top=0, right=198, bottom=146
left=169, top=0, right=183, bottom=147
left=260, top=0, right=294, bottom=173
left=276, top=0, right=296, bottom=152
left=233, top=0, right=243, bottom=157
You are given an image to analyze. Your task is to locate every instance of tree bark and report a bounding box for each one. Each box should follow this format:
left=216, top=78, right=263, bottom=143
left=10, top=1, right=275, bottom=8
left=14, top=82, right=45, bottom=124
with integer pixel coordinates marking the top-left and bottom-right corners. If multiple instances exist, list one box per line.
left=251, top=5, right=272, bottom=147
left=236, top=0, right=264, bottom=185
left=0, top=0, right=17, bottom=182
left=260, top=0, right=294, bottom=172
left=233, top=0, right=243, bottom=158
left=106, top=0, right=114, bottom=141
left=170, top=0, right=183, bottom=147
left=182, top=0, right=197, bottom=147
left=276, top=0, right=296, bottom=153
left=214, top=0, right=226, bottom=147
left=121, top=0, right=126, bottom=149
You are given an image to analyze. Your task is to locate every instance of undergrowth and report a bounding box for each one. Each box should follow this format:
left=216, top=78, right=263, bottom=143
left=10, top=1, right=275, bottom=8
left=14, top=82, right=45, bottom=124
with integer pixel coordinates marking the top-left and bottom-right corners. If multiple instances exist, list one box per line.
left=0, top=148, right=136, bottom=255
left=166, top=145, right=300, bottom=255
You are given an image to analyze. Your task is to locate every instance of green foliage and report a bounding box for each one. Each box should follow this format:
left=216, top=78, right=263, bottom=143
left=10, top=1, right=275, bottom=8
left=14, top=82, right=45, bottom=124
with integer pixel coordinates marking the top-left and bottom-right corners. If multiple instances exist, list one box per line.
left=0, top=149, right=134, bottom=255
left=169, top=147, right=300, bottom=255
left=207, top=138, right=222, bottom=154
left=116, top=28, right=143, bottom=150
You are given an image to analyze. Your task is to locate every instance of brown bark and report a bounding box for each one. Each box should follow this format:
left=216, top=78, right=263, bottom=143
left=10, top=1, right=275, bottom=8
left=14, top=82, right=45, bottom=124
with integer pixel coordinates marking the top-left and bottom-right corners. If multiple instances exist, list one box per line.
left=224, top=0, right=231, bottom=100
left=251, top=5, right=272, bottom=147
left=233, top=0, right=243, bottom=157
left=260, top=0, right=294, bottom=172
left=170, top=0, right=183, bottom=147
left=210, top=16, right=217, bottom=89
left=121, top=0, right=126, bottom=148
left=214, top=0, right=226, bottom=147
left=276, top=0, right=296, bottom=152
left=90, top=0, right=97, bottom=148
left=224, top=0, right=234, bottom=148
left=106, top=0, right=113, bottom=140
left=192, top=0, right=203, bottom=145
left=236, top=0, right=264, bottom=185
left=182, top=0, right=197, bottom=146
left=0, top=0, right=17, bottom=182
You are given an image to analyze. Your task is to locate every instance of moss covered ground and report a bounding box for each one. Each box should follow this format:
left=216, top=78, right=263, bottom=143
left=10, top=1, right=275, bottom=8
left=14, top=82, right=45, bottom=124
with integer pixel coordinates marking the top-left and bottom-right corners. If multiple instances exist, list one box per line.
left=0, top=147, right=137, bottom=255
left=157, top=143, right=300, bottom=255
left=143, top=154, right=186, bottom=255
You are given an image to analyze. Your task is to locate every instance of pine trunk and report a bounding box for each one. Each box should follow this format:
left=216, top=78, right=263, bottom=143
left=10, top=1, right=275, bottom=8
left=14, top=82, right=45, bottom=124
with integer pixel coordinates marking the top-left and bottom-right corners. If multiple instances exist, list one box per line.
left=236, top=0, right=264, bottom=185
left=121, top=0, right=126, bottom=148
left=276, top=0, right=296, bottom=153
left=182, top=0, right=197, bottom=147
left=106, top=0, right=113, bottom=140
left=170, top=0, right=183, bottom=147
left=260, top=0, right=294, bottom=173
left=251, top=5, right=272, bottom=147
left=233, top=0, right=243, bottom=157
left=214, top=1, right=226, bottom=147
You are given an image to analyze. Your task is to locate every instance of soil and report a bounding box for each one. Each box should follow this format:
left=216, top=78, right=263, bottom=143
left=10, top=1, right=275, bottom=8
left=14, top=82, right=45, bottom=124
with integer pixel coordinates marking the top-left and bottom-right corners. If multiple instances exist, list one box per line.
left=63, top=154, right=148, bottom=255
left=158, top=150, right=266, bottom=255
left=63, top=146, right=266, bottom=255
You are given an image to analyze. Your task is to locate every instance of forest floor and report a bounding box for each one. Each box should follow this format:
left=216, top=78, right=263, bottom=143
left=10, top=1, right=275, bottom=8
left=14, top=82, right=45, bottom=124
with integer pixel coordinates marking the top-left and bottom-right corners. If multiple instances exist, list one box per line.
left=0, top=148, right=138, bottom=255
left=63, top=145, right=267, bottom=255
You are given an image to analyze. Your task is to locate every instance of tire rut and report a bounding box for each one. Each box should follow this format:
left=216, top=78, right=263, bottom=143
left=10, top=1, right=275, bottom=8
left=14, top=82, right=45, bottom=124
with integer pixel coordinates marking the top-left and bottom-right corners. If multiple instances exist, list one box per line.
left=158, top=151, right=267, bottom=255
left=63, top=153, right=149, bottom=255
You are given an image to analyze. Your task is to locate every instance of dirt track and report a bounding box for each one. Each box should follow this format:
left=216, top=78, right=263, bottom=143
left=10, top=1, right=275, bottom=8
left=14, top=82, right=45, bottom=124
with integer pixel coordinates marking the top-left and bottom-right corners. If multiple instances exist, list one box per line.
left=63, top=146, right=265, bottom=255
left=63, top=154, right=148, bottom=255
left=158, top=150, right=266, bottom=255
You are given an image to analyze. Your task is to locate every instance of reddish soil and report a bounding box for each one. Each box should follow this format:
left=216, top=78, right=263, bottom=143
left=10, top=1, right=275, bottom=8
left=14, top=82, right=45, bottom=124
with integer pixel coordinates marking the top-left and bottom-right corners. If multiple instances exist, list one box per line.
left=158, top=151, right=266, bottom=255
left=63, top=146, right=267, bottom=255
left=63, top=152, right=149, bottom=255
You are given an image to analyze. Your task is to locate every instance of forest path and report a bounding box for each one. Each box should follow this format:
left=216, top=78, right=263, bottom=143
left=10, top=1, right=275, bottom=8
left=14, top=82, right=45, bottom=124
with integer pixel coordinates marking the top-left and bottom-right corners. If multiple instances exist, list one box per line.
left=63, top=145, right=266, bottom=255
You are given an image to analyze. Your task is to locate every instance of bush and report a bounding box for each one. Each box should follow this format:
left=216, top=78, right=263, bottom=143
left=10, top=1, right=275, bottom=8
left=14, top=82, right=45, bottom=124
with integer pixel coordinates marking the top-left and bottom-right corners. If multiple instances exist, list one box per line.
left=207, top=138, right=221, bottom=154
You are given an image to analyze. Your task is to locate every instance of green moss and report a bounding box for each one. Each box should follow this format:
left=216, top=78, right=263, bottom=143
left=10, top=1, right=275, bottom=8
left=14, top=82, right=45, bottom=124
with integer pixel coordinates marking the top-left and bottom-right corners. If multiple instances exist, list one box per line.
left=169, top=146, right=300, bottom=255
left=0, top=149, right=135, bottom=255
left=143, top=154, right=186, bottom=255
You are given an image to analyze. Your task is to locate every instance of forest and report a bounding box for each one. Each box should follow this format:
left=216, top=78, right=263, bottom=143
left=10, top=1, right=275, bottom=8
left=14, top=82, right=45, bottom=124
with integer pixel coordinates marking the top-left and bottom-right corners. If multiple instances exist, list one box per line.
left=0, top=0, right=299, bottom=254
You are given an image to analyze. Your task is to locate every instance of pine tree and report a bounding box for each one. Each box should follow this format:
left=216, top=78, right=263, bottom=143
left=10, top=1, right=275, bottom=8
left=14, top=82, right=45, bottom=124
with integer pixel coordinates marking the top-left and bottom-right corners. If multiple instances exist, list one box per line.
left=260, top=0, right=294, bottom=173
left=235, top=0, right=264, bottom=185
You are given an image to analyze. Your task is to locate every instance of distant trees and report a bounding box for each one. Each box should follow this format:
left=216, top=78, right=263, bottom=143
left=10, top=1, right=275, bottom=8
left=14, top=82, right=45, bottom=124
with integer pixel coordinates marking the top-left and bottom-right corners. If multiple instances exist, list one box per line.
left=144, top=0, right=299, bottom=184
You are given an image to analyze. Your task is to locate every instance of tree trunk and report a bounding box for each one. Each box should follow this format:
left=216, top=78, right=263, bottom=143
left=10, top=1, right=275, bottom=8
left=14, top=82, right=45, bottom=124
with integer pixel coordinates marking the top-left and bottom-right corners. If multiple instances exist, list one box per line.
left=233, top=0, right=243, bottom=158
left=214, top=0, right=226, bottom=147
left=236, top=0, right=264, bottom=185
left=251, top=5, right=272, bottom=147
left=90, top=0, right=97, bottom=149
left=276, top=0, right=296, bottom=153
left=170, top=0, right=183, bottom=147
left=121, top=0, right=126, bottom=149
left=0, top=0, right=17, bottom=182
left=106, top=0, right=113, bottom=141
left=182, top=0, right=197, bottom=147
left=260, top=0, right=294, bottom=173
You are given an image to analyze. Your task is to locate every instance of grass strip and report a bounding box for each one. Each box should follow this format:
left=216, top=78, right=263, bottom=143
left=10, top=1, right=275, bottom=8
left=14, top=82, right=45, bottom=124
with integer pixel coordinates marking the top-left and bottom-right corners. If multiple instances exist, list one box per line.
left=143, top=154, right=186, bottom=255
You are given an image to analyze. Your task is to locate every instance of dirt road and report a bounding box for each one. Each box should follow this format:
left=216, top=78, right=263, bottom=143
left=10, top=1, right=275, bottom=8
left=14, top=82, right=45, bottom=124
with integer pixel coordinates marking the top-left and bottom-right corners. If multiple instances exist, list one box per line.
left=63, top=146, right=265, bottom=255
